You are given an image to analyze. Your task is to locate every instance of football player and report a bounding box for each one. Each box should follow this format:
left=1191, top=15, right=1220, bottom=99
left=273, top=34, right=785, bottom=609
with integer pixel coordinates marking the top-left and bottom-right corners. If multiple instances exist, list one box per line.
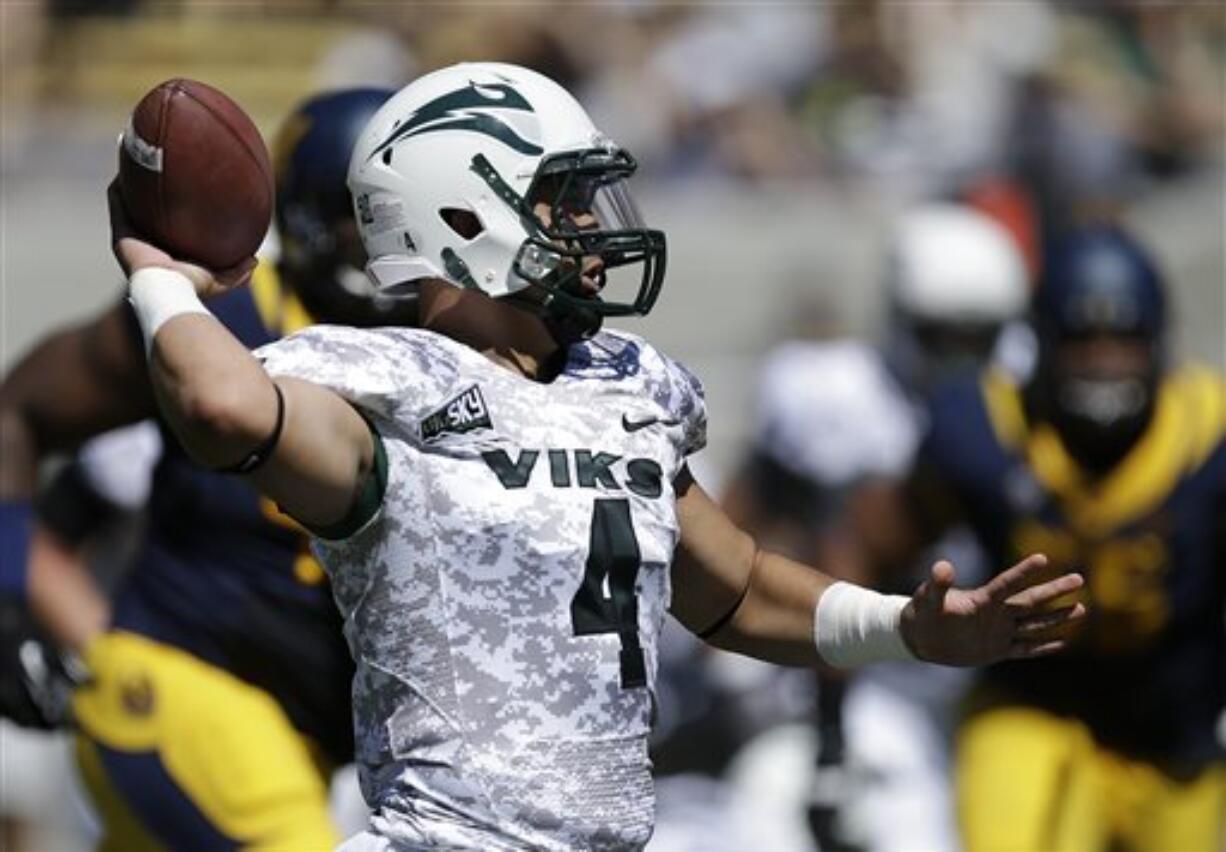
left=864, top=223, right=1225, bottom=851
left=0, top=87, right=406, bottom=850
left=110, top=62, right=1085, bottom=851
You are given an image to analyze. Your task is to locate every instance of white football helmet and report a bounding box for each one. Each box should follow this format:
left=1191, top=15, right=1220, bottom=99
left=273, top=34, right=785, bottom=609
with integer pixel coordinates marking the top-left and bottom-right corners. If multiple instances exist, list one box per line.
left=885, top=203, right=1029, bottom=390
left=347, top=62, right=665, bottom=336
left=890, top=204, right=1027, bottom=324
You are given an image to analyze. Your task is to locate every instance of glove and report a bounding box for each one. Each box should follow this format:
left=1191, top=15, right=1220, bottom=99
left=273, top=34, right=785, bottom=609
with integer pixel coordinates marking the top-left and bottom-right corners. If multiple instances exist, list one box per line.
left=0, top=595, right=85, bottom=730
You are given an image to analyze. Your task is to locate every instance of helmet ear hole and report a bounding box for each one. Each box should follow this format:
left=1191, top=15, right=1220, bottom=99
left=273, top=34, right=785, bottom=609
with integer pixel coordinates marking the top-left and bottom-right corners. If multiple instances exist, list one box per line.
left=440, top=208, right=484, bottom=241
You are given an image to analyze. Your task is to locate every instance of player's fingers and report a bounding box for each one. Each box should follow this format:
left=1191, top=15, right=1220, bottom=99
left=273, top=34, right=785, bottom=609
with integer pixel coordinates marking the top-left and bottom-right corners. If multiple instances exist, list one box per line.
left=1004, top=573, right=1084, bottom=611
left=167, top=256, right=253, bottom=298
left=214, top=256, right=257, bottom=288
left=109, top=178, right=183, bottom=279
left=916, top=560, right=955, bottom=611
left=106, top=178, right=129, bottom=233
left=107, top=181, right=137, bottom=272
left=982, top=553, right=1049, bottom=601
left=931, top=560, right=956, bottom=588
left=1015, top=603, right=1086, bottom=636
left=1009, top=639, right=1066, bottom=659
left=167, top=260, right=219, bottom=295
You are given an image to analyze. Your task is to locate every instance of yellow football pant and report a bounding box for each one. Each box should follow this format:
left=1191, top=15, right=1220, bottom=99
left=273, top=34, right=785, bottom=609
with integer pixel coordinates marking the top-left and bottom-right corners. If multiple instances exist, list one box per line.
left=73, top=631, right=341, bottom=852
left=958, top=704, right=1225, bottom=852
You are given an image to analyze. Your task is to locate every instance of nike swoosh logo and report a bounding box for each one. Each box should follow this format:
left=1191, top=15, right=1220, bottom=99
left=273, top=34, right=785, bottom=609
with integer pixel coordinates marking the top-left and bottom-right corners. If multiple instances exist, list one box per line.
left=622, top=414, right=683, bottom=433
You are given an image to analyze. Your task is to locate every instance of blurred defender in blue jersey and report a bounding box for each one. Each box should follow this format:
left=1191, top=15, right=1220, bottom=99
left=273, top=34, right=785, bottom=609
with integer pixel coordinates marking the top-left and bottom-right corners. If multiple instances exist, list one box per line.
left=863, top=223, right=1224, bottom=851
left=0, top=88, right=410, bottom=850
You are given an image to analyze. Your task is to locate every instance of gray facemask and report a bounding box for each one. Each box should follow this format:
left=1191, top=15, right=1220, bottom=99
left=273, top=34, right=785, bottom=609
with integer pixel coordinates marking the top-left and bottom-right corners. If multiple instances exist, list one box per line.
left=1055, top=377, right=1149, bottom=428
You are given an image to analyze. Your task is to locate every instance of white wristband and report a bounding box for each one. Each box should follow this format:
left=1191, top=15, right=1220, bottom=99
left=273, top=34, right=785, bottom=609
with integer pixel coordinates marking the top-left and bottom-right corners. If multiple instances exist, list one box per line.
left=814, top=582, right=914, bottom=668
left=127, top=267, right=209, bottom=356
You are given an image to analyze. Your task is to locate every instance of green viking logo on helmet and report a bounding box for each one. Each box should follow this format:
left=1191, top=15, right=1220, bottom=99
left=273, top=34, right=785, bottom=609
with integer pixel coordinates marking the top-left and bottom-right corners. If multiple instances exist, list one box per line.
left=367, top=80, right=543, bottom=160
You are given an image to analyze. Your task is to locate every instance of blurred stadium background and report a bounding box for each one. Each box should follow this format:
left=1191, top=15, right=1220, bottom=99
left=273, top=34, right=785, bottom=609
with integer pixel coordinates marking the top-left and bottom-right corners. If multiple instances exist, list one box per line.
left=1, top=2, right=1222, bottom=851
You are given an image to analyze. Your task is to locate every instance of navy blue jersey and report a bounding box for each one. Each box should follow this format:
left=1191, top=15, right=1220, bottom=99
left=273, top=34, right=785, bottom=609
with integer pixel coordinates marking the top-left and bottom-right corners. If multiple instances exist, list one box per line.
left=111, top=264, right=355, bottom=765
left=919, top=365, right=1226, bottom=772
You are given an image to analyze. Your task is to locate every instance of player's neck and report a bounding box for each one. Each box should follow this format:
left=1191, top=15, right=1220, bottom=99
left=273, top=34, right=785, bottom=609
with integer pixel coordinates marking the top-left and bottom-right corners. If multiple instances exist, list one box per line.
left=419, top=279, right=562, bottom=382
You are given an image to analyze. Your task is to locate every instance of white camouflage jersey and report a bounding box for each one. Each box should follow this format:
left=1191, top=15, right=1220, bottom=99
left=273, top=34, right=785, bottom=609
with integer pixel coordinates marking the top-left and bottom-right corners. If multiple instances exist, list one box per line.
left=256, top=325, right=706, bottom=851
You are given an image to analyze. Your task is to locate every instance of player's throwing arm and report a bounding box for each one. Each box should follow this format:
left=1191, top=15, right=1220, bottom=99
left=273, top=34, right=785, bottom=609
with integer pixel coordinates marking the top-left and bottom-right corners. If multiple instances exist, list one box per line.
left=111, top=81, right=376, bottom=537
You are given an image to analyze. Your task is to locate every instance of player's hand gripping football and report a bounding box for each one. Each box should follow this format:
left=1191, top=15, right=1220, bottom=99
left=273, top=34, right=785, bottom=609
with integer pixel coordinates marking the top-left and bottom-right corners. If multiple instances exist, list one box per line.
left=899, top=554, right=1086, bottom=666
left=108, top=179, right=256, bottom=298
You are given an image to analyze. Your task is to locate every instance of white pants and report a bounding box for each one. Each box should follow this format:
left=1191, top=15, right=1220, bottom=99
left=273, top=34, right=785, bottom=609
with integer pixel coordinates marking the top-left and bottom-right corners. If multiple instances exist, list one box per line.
left=842, top=666, right=967, bottom=852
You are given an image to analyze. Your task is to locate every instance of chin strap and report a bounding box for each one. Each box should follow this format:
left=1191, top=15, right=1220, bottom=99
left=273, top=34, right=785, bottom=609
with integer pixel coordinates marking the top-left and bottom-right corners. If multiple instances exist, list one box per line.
left=500, top=292, right=602, bottom=345
left=545, top=304, right=602, bottom=345
left=441, top=248, right=480, bottom=289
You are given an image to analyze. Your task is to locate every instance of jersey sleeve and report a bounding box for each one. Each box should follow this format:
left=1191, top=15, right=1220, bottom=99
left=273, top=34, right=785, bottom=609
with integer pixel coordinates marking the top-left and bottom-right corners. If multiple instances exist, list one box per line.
left=656, top=351, right=708, bottom=458
left=254, top=326, right=452, bottom=425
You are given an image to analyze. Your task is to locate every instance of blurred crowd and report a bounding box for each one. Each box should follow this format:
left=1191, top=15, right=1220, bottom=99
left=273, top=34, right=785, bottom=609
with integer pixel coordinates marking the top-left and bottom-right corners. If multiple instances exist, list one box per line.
left=1, top=2, right=1223, bottom=852
left=448, top=2, right=1226, bottom=214
left=7, top=2, right=1226, bottom=195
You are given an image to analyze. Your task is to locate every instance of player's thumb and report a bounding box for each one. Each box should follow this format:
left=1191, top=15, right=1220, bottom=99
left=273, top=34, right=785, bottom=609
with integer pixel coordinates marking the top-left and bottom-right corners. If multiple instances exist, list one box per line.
left=214, top=256, right=258, bottom=289
left=917, top=560, right=956, bottom=611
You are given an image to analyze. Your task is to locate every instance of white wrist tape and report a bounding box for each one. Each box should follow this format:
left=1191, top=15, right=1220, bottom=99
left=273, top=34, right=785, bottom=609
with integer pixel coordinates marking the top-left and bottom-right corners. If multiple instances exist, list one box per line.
left=127, top=267, right=209, bottom=356
left=814, top=582, right=914, bottom=668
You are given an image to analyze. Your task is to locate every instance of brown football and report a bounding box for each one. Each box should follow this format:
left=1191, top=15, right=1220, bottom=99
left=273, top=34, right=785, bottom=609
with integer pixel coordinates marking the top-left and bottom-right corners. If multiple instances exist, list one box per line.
left=118, top=78, right=272, bottom=270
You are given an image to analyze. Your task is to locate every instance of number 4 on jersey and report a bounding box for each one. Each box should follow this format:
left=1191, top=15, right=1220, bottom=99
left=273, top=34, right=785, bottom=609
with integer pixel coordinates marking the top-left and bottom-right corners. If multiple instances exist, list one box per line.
left=570, top=499, right=647, bottom=688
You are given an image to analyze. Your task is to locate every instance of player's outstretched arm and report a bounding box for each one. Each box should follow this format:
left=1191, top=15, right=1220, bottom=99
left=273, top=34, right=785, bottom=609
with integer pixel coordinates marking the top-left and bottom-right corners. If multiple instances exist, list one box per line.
left=669, top=466, right=1086, bottom=669
left=0, top=290, right=152, bottom=626
left=110, top=190, right=374, bottom=532
left=0, top=302, right=153, bottom=499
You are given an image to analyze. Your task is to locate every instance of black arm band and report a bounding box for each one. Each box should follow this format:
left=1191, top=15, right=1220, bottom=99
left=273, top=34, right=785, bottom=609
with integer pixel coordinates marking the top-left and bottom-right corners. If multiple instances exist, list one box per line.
left=215, top=383, right=285, bottom=475
left=701, top=585, right=745, bottom=637
left=696, top=584, right=750, bottom=640
left=695, top=548, right=762, bottom=640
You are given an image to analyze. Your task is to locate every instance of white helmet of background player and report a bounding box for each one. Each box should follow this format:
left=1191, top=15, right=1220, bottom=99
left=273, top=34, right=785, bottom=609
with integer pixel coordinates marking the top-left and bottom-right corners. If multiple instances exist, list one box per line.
left=348, top=62, right=666, bottom=340
left=885, top=203, right=1029, bottom=391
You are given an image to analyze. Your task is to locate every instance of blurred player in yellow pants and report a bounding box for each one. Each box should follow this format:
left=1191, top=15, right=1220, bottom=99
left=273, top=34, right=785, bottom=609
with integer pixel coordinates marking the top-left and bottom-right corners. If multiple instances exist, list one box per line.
left=0, top=87, right=415, bottom=850
left=959, top=704, right=1224, bottom=851
left=859, top=223, right=1224, bottom=851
